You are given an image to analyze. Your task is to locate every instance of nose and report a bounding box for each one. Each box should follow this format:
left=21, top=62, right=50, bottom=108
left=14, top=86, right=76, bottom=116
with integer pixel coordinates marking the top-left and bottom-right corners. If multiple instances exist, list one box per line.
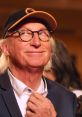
left=30, top=33, right=41, bottom=47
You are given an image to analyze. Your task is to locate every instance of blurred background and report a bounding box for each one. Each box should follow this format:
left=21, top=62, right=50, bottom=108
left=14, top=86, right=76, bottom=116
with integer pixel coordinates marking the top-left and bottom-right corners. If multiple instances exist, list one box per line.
left=0, top=0, right=82, bottom=80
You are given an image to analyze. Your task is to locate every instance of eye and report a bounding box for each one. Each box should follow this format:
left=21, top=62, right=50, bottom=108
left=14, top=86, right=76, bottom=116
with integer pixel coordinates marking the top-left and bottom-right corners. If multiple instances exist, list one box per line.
left=39, top=30, right=50, bottom=37
left=12, top=31, right=20, bottom=37
left=19, top=30, right=25, bottom=35
left=19, top=29, right=32, bottom=36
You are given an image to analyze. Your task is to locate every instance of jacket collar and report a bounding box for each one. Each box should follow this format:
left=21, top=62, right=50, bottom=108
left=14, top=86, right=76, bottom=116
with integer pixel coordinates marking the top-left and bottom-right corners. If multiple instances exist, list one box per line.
left=0, top=71, right=22, bottom=117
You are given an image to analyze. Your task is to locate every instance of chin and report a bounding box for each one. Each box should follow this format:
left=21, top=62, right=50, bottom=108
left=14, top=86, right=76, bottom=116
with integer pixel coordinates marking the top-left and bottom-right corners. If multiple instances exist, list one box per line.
left=27, top=62, right=46, bottom=68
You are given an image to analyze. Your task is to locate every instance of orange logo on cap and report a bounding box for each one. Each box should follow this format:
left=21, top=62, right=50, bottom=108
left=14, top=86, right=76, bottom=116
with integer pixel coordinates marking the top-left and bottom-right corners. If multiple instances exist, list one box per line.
left=25, top=8, right=35, bottom=14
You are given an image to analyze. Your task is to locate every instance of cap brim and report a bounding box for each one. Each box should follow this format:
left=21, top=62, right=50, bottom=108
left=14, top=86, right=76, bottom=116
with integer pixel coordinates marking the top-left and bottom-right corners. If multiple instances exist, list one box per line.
left=8, top=11, right=57, bottom=31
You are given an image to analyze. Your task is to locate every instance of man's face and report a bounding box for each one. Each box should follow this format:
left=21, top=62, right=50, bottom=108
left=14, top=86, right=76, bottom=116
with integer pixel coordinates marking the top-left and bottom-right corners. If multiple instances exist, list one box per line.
left=4, top=22, right=53, bottom=69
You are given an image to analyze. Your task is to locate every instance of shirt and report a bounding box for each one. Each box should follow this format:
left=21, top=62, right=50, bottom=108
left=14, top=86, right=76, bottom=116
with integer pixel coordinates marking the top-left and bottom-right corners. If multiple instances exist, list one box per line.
left=8, top=70, right=48, bottom=117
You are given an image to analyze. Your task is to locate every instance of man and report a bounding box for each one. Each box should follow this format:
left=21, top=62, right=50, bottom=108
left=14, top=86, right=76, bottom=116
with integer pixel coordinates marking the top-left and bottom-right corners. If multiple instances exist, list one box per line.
left=0, top=8, right=76, bottom=117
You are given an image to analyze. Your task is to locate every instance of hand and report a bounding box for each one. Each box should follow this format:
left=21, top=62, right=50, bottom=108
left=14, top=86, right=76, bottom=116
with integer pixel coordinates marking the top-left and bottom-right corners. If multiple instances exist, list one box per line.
left=26, top=92, right=57, bottom=117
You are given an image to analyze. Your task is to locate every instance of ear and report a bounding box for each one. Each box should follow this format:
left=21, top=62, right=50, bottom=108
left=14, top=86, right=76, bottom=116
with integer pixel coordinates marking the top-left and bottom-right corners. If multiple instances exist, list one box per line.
left=0, top=40, right=10, bottom=56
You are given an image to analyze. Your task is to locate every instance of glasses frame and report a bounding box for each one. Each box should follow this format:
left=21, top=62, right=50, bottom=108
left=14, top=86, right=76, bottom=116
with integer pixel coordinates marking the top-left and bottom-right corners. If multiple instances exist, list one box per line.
left=5, top=28, right=53, bottom=42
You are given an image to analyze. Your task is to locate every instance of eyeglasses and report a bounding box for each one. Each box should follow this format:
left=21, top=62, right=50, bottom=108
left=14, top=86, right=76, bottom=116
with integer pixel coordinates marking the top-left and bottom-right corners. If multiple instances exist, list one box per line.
left=5, top=28, right=53, bottom=42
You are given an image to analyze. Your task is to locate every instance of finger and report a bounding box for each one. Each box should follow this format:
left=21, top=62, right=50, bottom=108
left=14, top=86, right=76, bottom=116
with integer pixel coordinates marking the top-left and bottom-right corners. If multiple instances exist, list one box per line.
left=30, top=92, right=54, bottom=108
left=28, top=93, right=42, bottom=106
left=26, top=109, right=35, bottom=117
left=27, top=101, right=37, bottom=113
left=32, top=92, right=53, bottom=106
left=31, top=92, right=46, bottom=101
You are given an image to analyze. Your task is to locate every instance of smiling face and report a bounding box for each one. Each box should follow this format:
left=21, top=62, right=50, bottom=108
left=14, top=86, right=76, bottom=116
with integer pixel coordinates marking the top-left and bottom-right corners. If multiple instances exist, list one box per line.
left=3, top=22, right=53, bottom=70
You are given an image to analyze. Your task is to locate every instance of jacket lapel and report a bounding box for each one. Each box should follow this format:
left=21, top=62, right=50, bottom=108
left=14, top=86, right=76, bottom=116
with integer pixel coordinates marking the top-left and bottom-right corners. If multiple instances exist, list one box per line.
left=0, top=71, right=22, bottom=117
left=46, top=79, right=61, bottom=111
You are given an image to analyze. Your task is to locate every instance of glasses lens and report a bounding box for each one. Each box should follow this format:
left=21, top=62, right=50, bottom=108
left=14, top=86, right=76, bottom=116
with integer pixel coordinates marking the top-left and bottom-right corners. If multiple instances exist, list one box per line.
left=39, top=30, right=51, bottom=41
left=19, top=29, right=32, bottom=42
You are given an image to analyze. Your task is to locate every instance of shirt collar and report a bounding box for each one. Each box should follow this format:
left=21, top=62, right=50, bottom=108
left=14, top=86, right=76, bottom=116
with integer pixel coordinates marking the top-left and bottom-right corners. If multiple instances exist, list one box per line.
left=8, top=70, right=48, bottom=97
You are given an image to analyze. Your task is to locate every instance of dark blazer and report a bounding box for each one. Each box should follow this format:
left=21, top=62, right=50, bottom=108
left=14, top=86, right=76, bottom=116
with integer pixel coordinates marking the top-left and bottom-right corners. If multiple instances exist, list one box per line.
left=0, top=71, right=77, bottom=117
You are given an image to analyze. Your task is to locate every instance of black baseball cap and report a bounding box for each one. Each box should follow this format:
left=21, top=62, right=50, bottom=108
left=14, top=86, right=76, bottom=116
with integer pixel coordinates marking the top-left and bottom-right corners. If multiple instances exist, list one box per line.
left=3, top=8, right=57, bottom=38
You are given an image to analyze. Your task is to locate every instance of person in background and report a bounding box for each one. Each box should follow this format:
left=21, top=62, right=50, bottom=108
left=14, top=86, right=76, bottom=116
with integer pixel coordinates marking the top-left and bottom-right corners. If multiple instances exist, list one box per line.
left=44, top=39, right=82, bottom=117
left=0, top=8, right=76, bottom=117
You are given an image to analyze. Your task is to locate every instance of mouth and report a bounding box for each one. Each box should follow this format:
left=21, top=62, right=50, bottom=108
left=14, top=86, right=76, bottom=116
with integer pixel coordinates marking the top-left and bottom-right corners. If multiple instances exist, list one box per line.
left=24, top=51, right=46, bottom=57
left=25, top=50, right=45, bottom=53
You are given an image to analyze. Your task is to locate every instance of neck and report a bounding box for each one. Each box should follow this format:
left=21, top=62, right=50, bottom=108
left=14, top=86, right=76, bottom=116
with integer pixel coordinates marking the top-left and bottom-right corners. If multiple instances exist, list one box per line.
left=9, top=65, right=44, bottom=90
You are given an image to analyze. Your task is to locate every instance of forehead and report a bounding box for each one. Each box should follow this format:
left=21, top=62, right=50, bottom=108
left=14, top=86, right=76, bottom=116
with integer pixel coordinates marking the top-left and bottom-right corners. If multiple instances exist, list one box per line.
left=20, top=22, right=47, bottom=30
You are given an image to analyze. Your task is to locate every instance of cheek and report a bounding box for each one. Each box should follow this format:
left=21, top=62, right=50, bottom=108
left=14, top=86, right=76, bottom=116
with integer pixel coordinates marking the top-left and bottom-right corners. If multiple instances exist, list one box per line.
left=7, top=41, right=21, bottom=56
left=10, top=39, right=24, bottom=51
left=46, top=44, right=52, bottom=57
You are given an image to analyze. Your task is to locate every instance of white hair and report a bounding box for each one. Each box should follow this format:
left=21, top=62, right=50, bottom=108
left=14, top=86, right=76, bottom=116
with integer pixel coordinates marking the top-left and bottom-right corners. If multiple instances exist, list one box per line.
left=44, top=36, right=56, bottom=71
